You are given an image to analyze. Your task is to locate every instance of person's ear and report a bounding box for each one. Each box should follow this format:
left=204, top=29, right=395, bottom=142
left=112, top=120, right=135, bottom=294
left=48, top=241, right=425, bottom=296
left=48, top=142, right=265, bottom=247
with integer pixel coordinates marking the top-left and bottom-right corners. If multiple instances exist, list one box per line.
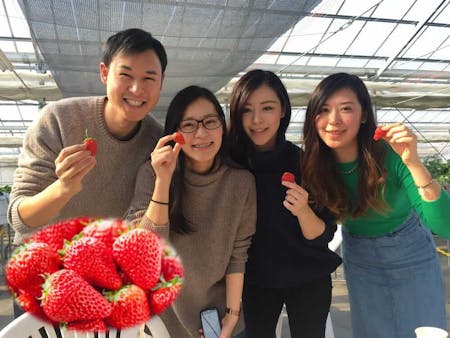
left=280, top=104, right=286, bottom=118
left=99, top=62, right=108, bottom=85
left=361, top=112, right=367, bottom=124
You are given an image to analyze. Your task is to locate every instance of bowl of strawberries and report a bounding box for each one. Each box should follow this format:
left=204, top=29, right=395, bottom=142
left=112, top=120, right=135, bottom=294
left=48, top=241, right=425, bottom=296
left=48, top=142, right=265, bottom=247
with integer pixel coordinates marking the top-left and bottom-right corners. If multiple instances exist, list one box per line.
left=4, top=217, right=183, bottom=333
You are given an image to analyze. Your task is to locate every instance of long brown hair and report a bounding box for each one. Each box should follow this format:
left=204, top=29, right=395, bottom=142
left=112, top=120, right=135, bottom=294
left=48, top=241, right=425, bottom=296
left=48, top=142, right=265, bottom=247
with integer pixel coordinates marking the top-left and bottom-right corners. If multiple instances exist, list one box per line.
left=302, top=73, right=387, bottom=220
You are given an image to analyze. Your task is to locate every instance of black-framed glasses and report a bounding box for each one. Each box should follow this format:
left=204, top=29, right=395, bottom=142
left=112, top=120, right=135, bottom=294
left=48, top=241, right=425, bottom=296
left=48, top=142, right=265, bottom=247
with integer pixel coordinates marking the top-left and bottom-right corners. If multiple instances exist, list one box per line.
left=179, top=116, right=222, bottom=133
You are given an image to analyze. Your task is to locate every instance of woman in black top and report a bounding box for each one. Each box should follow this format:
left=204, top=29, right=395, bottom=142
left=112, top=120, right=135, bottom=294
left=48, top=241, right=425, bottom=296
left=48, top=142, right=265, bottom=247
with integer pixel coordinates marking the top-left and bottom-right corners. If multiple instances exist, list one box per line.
left=228, top=69, right=341, bottom=338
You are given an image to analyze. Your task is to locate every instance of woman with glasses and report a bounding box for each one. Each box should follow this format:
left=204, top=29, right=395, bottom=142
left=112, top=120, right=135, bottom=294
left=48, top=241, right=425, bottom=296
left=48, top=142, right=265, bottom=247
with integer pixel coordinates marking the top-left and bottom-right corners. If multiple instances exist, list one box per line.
left=128, top=85, right=256, bottom=338
left=228, top=70, right=341, bottom=338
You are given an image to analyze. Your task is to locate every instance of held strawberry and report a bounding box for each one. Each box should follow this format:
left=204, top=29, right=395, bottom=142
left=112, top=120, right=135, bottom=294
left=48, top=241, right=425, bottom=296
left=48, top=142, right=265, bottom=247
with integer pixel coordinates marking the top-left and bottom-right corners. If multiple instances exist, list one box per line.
left=281, top=172, right=295, bottom=183
left=173, top=132, right=185, bottom=145
left=373, top=126, right=387, bottom=141
left=84, top=129, right=98, bottom=156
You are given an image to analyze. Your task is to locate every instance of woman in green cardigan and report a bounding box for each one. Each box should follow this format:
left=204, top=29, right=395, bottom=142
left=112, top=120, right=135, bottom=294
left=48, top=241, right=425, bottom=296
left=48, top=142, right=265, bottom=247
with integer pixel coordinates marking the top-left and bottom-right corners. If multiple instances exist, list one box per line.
left=302, top=72, right=450, bottom=338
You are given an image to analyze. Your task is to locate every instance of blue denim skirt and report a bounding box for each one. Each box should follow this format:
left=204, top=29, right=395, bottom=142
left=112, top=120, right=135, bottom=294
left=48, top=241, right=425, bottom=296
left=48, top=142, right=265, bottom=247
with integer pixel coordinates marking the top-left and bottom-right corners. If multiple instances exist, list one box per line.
left=342, top=212, right=447, bottom=338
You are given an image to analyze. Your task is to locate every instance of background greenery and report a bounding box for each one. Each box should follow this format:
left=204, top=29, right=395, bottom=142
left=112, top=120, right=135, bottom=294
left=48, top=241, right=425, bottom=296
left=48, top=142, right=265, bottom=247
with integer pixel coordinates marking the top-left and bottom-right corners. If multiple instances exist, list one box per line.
left=424, top=157, right=450, bottom=188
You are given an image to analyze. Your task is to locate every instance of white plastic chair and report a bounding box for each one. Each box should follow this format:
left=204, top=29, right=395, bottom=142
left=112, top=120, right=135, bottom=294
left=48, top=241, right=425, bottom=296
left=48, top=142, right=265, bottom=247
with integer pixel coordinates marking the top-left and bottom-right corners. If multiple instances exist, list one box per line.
left=0, top=312, right=170, bottom=338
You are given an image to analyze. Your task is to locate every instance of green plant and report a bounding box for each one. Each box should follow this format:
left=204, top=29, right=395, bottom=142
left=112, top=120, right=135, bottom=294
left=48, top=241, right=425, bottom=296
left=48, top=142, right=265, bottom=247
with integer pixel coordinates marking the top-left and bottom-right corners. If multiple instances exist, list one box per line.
left=424, top=157, right=450, bottom=187
left=0, top=185, right=11, bottom=194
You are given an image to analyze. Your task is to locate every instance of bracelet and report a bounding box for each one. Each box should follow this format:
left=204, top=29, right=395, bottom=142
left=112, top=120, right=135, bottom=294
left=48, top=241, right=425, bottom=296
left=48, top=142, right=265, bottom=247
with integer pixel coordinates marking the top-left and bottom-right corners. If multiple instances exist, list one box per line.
left=151, top=199, right=169, bottom=205
left=415, top=179, right=434, bottom=194
left=225, top=307, right=240, bottom=316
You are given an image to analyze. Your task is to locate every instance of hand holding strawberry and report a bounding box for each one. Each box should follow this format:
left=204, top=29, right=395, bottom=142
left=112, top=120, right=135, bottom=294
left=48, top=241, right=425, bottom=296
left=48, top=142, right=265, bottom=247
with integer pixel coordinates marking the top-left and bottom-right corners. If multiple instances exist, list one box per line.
left=380, top=123, right=420, bottom=166
left=151, top=134, right=183, bottom=183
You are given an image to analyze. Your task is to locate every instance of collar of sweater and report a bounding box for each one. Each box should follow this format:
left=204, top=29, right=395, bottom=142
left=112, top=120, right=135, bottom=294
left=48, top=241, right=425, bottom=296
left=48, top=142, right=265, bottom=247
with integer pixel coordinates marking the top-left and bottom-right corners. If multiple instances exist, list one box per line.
left=184, top=159, right=226, bottom=187
left=250, top=139, right=294, bottom=172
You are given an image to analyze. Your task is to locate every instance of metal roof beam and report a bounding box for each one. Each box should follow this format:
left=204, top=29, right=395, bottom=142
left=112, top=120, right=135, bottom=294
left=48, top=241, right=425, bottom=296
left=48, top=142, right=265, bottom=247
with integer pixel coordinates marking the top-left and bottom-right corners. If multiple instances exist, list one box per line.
left=371, top=0, right=449, bottom=80
left=307, top=12, right=450, bottom=28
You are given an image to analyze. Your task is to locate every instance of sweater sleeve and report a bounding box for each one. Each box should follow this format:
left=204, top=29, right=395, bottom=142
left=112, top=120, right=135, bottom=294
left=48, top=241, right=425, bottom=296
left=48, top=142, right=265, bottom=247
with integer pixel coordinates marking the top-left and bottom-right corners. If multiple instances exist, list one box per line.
left=8, top=106, right=63, bottom=239
left=126, top=160, right=171, bottom=239
left=395, top=154, right=450, bottom=238
left=226, top=173, right=257, bottom=274
left=304, top=205, right=338, bottom=248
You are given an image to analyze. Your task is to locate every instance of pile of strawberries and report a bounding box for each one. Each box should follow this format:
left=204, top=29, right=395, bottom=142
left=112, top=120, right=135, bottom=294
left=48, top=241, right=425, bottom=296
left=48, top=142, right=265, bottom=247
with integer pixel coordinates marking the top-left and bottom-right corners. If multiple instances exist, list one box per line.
left=4, top=217, right=184, bottom=332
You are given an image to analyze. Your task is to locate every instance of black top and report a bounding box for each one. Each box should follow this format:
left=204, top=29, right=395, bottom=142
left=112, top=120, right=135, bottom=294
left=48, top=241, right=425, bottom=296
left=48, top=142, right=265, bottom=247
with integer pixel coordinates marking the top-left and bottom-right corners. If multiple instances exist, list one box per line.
left=245, top=139, right=342, bottom=288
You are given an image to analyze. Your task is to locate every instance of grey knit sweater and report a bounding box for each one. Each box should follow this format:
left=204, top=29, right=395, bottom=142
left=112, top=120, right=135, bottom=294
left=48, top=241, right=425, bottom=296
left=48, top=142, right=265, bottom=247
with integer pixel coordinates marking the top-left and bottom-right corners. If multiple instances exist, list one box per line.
left=129, top=161, right=257, bottom=337
left=8, top=96, right=162, bottom=243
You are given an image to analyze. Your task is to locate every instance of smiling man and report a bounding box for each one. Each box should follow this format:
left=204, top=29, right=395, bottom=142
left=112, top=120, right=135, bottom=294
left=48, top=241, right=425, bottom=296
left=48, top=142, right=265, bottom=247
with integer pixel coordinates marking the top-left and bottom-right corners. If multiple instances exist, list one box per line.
left=8, top=28, right=166, bottom=244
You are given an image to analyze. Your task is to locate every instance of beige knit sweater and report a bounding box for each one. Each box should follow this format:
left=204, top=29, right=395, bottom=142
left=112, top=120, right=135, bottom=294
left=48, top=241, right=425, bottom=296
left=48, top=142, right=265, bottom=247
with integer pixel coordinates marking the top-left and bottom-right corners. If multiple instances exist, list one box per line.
left=8, top=96, right=162, bottom=243
left=129, top=161, right=257, bottom=337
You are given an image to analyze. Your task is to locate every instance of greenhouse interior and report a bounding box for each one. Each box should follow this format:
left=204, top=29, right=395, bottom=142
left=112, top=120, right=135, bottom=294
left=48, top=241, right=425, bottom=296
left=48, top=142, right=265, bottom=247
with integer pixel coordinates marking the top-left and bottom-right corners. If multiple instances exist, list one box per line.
left=0, top=0, right=450, bottom=337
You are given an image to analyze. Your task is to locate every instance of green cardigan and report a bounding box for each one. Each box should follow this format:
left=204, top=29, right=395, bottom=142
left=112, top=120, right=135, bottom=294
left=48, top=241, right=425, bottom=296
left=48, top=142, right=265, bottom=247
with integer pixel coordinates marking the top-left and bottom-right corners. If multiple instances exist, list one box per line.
left=338, top=146, right=450, bottom=238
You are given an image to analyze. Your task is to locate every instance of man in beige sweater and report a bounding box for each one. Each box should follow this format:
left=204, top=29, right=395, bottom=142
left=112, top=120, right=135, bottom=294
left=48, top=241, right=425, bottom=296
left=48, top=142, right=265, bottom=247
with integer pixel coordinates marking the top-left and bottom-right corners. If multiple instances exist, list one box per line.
left=8, top=28, right=165, bottom=244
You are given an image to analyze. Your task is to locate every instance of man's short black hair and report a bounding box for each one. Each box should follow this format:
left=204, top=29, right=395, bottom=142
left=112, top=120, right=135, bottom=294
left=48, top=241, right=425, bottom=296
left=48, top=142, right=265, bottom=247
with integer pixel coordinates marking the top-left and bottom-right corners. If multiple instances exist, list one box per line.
left=102, top=28, right=167, bottom=73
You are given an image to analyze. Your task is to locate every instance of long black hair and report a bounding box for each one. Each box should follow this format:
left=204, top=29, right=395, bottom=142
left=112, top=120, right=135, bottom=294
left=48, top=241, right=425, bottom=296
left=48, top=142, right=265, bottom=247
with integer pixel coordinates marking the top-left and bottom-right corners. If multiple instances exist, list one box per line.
left=228, top=69, right=291, bottom=167
left=164, top=85, right=228, bottom=234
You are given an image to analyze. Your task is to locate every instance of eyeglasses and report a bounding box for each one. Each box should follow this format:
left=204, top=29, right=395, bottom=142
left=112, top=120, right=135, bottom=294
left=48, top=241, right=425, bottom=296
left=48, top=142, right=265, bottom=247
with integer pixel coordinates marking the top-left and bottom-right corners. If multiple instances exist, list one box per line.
left=179, top=116, right=223, bottom=133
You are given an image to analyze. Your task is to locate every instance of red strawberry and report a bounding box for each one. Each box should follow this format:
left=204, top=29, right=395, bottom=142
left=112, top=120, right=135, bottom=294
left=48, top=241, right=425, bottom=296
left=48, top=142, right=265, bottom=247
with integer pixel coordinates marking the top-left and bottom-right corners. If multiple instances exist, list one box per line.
left=113, top=228, right=162, bottom=290
left=149, top=278, right=182, bottom=315
left=5, top=242, right=60, bottom=298
left=161, top=256, right=184, bottom=282
left=26, top=216, right=93, bottom=252
left=84, top=129, right=98, bottom=156
left=81, top=218, right=133, bottom=251
left=281, top=172, right=295, bottom=183
left=104, top=284, right=151, bottom=329
left=62, top=236, right=122, bottom=290
left=15, top=292, right=50, bottom=321
left=68, top=318, right=107, bottom=332
left=41, top=269, right=112, bottom=323
left=373, top=126, right=387, bottom=141
left=173, top=132, right=185, bottom=145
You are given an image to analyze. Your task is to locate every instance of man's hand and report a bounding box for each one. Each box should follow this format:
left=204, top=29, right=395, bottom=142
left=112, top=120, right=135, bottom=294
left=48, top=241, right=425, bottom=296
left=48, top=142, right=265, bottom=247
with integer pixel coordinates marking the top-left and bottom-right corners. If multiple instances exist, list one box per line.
left=55, top=144, right=96, bottom=196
